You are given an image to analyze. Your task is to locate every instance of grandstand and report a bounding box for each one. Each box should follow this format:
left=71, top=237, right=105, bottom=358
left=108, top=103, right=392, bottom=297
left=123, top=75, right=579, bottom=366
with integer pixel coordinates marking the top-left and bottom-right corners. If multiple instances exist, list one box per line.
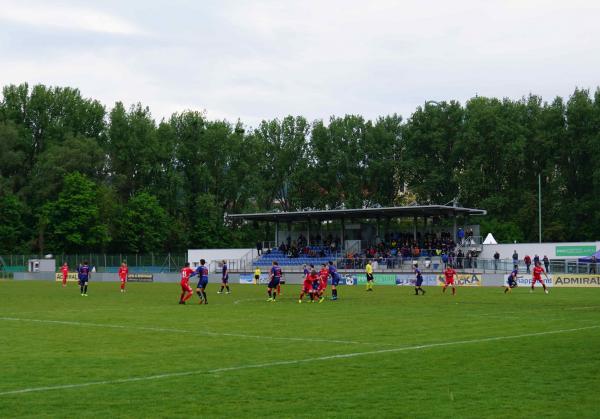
left=228, top=204, right=487, bottom=271
left=253, top=245, right=339, bottom=267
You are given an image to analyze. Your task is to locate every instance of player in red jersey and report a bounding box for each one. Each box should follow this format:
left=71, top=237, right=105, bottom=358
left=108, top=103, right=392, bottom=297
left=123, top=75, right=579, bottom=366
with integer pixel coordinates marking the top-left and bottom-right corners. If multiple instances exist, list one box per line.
left=118, top=261, right=128, bottom=293
left=442, top=266, right=457, bottom=295
left=531, top=261, right=549, bottom=294
left=179, top=262, right=194, bottom=304
left=61, top=262, right=69, bottom=287
left=299, top=268, right=316, bottom=303
left=316, top=263, right=328, bottom=303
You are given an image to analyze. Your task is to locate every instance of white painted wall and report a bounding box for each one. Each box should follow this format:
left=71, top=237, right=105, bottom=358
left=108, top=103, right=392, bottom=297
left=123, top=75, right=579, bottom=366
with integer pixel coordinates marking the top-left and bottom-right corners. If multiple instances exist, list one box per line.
left=188, top=248, right=255, bottom=268
left=480, top=242, right=599, bottom=260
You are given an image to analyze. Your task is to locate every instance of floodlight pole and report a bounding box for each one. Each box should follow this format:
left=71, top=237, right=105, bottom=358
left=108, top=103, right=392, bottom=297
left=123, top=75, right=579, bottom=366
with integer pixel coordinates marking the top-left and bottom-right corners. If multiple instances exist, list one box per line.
left=538, top=173, right=542, bottom=243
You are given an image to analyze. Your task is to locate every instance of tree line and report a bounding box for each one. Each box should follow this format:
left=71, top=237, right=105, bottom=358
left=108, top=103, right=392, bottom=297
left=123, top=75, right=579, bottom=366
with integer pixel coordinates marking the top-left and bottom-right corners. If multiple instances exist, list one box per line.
left=1, top=83, right=599, bottom=254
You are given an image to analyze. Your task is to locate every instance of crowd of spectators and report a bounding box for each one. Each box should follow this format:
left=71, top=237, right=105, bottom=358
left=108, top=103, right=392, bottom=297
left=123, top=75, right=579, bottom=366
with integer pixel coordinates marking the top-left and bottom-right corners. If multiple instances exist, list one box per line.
left=341, top=231, right=479, bottom=269
left=274, top=233, right=341, bottom=259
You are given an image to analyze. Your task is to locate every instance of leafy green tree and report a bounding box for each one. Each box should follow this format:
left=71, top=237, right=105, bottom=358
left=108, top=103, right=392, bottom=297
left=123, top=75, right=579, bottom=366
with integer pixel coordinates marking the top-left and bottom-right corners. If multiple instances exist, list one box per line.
left=114, top=192, right=169, bottom=253
left=0, top=193, right=29, bottom=253
left=0, top=121, right=29, bottom=193
left=45, top=172, right=109, bottom=252
left=403, top=101, right=462, bottom=204
left=105, top=102, right=160, bottom=200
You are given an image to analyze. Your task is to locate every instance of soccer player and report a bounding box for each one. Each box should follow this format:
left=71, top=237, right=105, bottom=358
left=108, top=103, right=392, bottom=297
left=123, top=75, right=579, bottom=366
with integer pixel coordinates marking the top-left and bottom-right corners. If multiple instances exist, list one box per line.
left=192, top=259, right=209, bottom=304
left=328, top=260, right=341, bottom=301
left=365, top=260, right=374, bottom=291
left=299, top=266, right=315, bottom=303
left=311, top=266, right=321, bottom=302
left=531, top=261, right=550, bottom=294
left=218, top=260, right=230, bottom=294
left=118, top=261, right=128, bottom=293
left=254, top=266, right=261, bottom=284
left=61, top=262, right=69, bottom=287
left=78, top=261, right=90, bottom=296
left=179, top=262, right=194, bottom=304
left=442, top=265, right=457, bottom=295
left=267, top=261, right=282, bottom=302
left=414, top=263, right=425, bottom=295
left=504, top=265, right=518, bottom=294
left=317, top=263, right=329, bottom=302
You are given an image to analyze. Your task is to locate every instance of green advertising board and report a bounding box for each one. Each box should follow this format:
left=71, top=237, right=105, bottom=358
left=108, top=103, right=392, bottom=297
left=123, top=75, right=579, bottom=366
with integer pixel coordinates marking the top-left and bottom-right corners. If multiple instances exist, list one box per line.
left=555, top=245, right=596, bottom=257
left=354, top=274, right=397, bottom=285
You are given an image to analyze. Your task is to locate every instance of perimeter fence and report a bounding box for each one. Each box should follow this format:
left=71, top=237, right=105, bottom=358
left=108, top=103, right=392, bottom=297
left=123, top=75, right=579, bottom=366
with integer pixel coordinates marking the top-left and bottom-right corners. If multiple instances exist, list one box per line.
left=0, top=253, right=187, bottom=273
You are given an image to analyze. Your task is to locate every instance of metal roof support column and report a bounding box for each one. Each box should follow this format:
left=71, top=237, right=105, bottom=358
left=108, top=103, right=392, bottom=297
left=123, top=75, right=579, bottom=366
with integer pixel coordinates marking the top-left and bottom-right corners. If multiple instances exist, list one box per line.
left=413, top=216, right=417, bottom=241
left=453, top=212, right=457, bottom=243
left=341, top=218, right=345, bottom=250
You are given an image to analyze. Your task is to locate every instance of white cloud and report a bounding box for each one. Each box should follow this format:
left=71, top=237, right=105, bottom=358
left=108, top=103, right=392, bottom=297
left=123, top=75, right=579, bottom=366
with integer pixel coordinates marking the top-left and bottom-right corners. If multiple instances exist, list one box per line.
left=0, top=1, right=144, bottom=35
left=0, top=0, right=599, bottom=128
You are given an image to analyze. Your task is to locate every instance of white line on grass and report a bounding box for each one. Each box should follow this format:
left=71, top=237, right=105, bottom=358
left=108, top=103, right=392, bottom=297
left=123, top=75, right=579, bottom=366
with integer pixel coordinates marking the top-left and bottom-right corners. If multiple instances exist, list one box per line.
left=233, top=298, right=266, bottom=305
left=0, top=317, right=367, bottom=346
left=565, top=306, right=599, bottom=311
left=0, top=324, right=598, bottom=397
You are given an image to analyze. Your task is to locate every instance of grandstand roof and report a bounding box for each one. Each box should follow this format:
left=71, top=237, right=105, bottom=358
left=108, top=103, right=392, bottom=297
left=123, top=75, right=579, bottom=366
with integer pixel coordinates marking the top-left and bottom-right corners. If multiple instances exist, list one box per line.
left=227, top=205, right=486, bottom=222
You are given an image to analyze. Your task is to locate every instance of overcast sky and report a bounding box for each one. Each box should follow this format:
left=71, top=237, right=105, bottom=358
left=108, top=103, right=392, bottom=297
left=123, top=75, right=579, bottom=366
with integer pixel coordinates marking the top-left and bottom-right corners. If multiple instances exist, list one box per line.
left=1, top=0, right=599, bottom=128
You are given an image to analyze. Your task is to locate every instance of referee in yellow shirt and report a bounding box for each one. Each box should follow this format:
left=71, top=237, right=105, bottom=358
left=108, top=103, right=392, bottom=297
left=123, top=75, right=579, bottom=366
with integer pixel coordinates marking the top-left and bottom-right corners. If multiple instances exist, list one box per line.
left=365, top=260, right=374, bottom=291
left=254, top=267, right=261, bottom=284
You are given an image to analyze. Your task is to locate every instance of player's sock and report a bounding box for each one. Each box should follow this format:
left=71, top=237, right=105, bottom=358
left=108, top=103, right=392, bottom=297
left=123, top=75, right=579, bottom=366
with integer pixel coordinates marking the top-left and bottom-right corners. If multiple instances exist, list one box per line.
left=226, top=286, right=230, bottom=292
left=179, top=292, right=185, bottom=302
left=442, top=286, right=446, bottom=293
left=183, top=292, right=193, bottom=302
left=83, top=285, right=88, bottom=294
left=272, top=291, right=277, bottom=300
left=202, top=291, right=207, bottom=303
left=268, top=290, right=272, bottom=298
left=80, top=285, right=84, bottom=294
left=452, top=287, right=456, bottom=295
left=219, top=286, right=224, bottom=293
left=196, top=291, right=203, bottom=300
left=277, top=284, right=281, bottom=295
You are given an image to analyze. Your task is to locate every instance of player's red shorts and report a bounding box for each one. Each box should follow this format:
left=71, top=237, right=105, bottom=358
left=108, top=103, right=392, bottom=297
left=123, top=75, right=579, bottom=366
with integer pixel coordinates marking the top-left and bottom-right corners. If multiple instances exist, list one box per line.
left=319, top=280, right=327, bottom=291
left=445, top=278, right=454, bottom=285
left=180, top=280, right=192, bottom=292
left=532, top=277, right=545, bottom=285
left=302, top=280, right=313, bottom=293
left=119, top=276, right=127, bottom=283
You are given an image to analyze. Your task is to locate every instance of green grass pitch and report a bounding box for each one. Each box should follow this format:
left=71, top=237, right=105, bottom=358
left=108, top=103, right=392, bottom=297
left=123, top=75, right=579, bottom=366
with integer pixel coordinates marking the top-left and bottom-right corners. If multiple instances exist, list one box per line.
left=1, top=280, right=599, bottom=418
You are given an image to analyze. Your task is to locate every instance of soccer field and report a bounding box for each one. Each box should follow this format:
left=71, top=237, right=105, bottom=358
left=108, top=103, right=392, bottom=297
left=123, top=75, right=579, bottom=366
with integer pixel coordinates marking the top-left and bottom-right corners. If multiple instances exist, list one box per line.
left=1, top=281, right=599, bottom=418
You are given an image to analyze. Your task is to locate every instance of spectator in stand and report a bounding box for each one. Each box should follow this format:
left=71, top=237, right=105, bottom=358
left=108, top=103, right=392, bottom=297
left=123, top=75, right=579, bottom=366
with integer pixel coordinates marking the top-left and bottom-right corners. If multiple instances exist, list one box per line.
left=441, top=252, right=449, bottom=268
left=493, top=251, right=500, bottom=271
left=524, top=255, right=532, bottom=274
left=457, top=249, right=464, bottom=269
left=412, top=246, right=420, bottom=259
left=457, top=228, right=465, bottom=244
left=590, top=256, right=597, bottom=274
left=533, top=254, right=540, bottom=265
left=465, top=251, right=472, bottom=269
left=543, top=255, right=550, bottom=272
left=512, top=250, right=519, bottom=266
left=256, top=241, right=263, bottom=256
